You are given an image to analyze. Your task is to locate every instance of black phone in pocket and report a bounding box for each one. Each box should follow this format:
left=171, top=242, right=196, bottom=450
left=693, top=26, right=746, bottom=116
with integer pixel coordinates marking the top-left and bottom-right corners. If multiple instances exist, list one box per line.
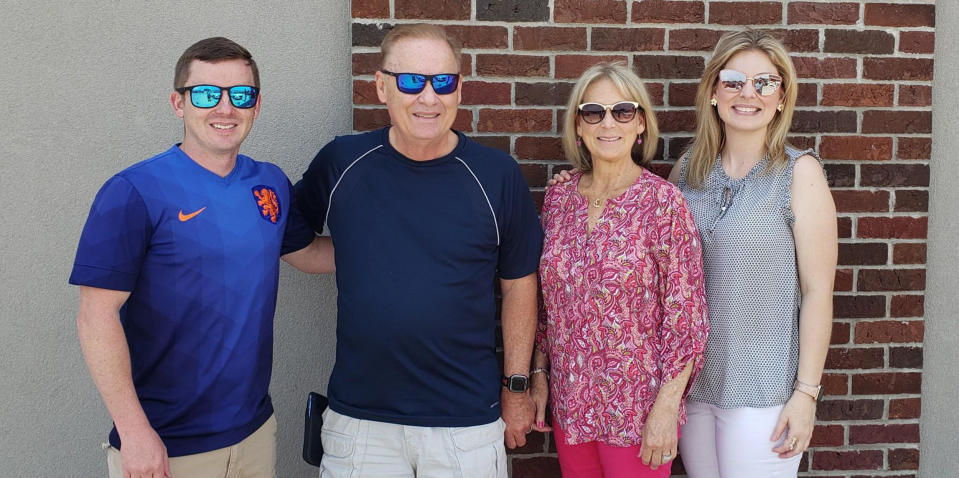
left=302, top=392, right=328, bottom=466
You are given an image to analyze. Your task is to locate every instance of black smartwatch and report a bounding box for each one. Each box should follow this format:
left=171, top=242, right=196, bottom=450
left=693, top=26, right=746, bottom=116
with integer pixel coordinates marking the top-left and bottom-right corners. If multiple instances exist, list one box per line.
left=501, top=374, right=529, bottom=393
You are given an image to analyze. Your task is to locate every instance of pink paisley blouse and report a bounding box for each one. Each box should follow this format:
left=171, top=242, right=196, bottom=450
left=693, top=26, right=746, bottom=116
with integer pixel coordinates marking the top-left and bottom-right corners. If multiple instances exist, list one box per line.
left=536, top=169, right=709, bottom=447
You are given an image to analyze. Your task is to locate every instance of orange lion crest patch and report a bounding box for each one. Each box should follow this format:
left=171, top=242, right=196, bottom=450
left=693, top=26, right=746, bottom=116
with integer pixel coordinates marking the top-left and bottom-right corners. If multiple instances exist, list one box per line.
left=252, top=185, right=281, bottom=224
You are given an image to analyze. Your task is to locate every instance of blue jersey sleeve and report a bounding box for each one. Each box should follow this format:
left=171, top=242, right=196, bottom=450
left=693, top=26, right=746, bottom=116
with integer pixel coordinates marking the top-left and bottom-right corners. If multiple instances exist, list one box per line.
left=69, top=175, right=153, bottom=291
left=497, top=164, right=543, bottom=279
left=293, top=141, right=339, bottom=235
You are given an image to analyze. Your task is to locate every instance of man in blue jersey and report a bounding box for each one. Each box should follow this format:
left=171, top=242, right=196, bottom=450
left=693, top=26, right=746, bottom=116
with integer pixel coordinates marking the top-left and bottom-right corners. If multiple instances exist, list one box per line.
left=70, top=37, right=331, bottom=478
left=294, top=24, right=543, bottom=476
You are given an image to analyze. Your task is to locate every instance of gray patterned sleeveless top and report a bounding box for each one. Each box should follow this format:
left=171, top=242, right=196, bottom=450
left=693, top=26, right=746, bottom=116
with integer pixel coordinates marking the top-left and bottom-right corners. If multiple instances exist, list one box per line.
left=678, top=146, right=819, bottom=409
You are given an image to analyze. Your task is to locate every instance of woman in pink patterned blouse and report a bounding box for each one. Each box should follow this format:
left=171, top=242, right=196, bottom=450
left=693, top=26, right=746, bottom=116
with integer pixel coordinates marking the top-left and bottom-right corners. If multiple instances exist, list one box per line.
left=531, top=63, right=710, bottom=478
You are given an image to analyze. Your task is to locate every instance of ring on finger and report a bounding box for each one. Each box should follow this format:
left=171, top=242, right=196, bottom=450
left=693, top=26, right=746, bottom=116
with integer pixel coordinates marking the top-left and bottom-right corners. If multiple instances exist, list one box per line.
left=662, top=452, right=672, bottom=461
left=787, top=436, right=798, bottom=450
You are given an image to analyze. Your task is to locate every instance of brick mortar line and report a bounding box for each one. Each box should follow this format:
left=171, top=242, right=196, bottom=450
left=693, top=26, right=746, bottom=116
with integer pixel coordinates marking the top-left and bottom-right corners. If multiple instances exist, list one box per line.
left=825, top=368, right=925, bottom=373
left=827, top=212, right=928, bottom=217
left=797, top=474, right=918, bottom=478
left=351, top=19, right=932, bottom=31
left=350, top=18, right=937, bottom=30
left=818, top=401, right=922, bottom=407
left=481, top=159, right=931, bottom=170
left=829, top=346, right=925, bottom=351
left=829, top=332, right=926, bottom=336
left=826, top=159, right=932, bottom=164
left=353, top=72, right=933, bottom=89
left=833, top=285, right=928, bottom=291
left=795, top=474, right=918, bottom=478
left=808, top=443, right=922, bottom=451
left=835, top=217, right=929, bottom=225
left=351, top=104, right=933, bottom=113
left=353, top=45, right=937, bottom=60
left=815, top=424, right=921, bottom=429
left=836, top=238, right=927, bottom=243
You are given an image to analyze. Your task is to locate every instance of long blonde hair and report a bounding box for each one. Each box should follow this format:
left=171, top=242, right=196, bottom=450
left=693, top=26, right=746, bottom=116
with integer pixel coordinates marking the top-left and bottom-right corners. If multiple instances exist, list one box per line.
left=561, top=62, right=659, bottom=171
left=685, top=28, right=798, bottom=189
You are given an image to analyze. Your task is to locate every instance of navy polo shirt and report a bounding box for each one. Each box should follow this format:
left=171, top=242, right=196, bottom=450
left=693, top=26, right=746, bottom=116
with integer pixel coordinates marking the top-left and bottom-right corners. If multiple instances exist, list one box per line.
left=294, top=128, right=543, bottom=426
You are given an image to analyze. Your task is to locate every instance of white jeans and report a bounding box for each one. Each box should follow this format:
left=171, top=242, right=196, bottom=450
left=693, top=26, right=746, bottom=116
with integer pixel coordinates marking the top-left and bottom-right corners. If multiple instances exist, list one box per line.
left=319, top=408, right=507, bottom=478
left=678, top=402, right=802, bottom=478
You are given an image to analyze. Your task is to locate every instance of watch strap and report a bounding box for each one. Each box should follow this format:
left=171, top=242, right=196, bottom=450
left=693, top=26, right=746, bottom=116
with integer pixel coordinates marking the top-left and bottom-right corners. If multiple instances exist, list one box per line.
left=793, top=379, right=823, bottom=401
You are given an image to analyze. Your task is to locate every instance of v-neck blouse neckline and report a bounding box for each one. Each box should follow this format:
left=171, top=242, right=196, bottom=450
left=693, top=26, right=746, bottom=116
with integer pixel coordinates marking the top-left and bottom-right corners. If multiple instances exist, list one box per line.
left=570, top=167, right=647, bottom=210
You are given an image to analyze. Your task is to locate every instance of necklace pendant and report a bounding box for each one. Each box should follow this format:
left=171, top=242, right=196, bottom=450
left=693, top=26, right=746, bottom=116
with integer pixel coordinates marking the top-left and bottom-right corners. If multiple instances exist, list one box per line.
left=592, top=198, right=602, bottom=208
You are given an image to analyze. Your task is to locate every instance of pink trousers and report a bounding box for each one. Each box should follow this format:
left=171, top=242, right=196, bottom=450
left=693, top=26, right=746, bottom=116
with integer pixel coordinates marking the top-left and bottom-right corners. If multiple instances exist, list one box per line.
left=552, top=415, right=675, bottom=478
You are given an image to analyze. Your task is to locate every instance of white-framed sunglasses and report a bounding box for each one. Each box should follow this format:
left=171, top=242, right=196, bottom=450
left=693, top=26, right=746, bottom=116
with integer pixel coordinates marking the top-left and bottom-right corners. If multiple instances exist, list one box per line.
left=577, top=101, right=641, bottom=124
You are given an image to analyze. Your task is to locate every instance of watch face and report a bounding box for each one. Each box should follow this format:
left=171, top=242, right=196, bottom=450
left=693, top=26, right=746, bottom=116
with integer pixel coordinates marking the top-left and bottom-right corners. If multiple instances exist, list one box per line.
left=507, top=375, right=528, bottom=392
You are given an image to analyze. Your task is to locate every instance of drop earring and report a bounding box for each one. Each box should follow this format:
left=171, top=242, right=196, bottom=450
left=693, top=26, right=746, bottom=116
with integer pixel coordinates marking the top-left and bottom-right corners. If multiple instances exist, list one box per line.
left=777, top=104, right=784, bottom=112
left=710, top=98, right=717, bottom=107
left=576, top=137, right=582, bottom=146
left=636, top=137, right=643, bottom=145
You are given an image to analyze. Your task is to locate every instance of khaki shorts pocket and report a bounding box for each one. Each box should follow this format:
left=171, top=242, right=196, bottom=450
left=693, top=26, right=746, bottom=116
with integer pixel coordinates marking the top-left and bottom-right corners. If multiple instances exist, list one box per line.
left=320, top=428, right=355, bottom=459
left=450, top=420, right=506, bottom=478
left=451, top=419, right=504, bottom=451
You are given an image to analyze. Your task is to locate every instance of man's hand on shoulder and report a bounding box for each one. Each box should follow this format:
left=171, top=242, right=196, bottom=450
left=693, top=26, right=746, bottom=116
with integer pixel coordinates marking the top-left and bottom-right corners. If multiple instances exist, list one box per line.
left=118, top=425, right=171, bottom=478
left=501, top=388, right=535, bottom=449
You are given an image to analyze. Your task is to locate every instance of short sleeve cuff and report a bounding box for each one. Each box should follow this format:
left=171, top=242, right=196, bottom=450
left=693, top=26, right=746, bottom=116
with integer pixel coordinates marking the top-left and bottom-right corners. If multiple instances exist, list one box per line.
left=281, top=226, right=316, bottom=256
left=498, top=260, right=539, bottom=280
left=68, top=264, right=138, bottom=292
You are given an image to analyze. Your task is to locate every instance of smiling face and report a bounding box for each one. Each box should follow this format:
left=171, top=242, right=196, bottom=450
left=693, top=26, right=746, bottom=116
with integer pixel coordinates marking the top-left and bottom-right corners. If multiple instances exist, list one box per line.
left=375, top=37, right=461, bottom=148
left=712, top=49, right=783, bottom=135
left=575, top=78, right=646, bottom=166
left=171, top=59, right=260, bottom=162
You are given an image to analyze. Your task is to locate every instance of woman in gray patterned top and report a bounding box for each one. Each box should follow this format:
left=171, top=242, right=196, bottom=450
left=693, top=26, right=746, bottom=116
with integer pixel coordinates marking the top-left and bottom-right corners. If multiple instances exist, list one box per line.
left=669, top=29, right=837, bottom=477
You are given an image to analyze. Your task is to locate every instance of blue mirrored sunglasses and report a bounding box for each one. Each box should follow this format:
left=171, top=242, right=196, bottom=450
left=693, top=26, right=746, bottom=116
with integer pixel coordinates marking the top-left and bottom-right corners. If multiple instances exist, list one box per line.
left=381, top=70, right=460, bottom=95
left=175, top=84, right=259, bottom=109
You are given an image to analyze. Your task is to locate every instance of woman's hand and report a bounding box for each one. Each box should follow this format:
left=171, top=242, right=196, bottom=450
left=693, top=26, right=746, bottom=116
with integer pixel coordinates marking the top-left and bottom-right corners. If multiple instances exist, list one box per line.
left=640, top=405, right=678, bottom=470
left=530, top=371, right=552, bottom=432
left=771, top=391, right=817, bottom=458
left=548, top=168, right=577, bottom=186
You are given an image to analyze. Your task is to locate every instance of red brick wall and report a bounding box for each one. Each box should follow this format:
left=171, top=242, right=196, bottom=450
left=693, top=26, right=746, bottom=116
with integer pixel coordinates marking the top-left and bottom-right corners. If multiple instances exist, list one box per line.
left=351, top=1, right=932, bottom=476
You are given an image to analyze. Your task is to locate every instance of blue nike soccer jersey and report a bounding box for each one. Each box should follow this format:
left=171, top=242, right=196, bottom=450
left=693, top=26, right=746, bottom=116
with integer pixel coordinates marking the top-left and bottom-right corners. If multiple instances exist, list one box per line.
left=69, top=145, right=313, bottom=456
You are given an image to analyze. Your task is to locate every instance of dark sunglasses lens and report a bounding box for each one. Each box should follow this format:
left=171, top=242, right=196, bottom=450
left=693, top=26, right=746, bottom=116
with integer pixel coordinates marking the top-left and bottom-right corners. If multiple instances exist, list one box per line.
left=431, top=74, right=459, bottom=94
left=396, top=74, right=427, bottom=94
left=611, top=103, right=638, bottom=122
left=579, top=105, right=605, bottom=124
left=754, top=76, right=781, bottom=96
left=228, top=86, right=258, bottom=108
left=190, top=85, right=221, bottom=108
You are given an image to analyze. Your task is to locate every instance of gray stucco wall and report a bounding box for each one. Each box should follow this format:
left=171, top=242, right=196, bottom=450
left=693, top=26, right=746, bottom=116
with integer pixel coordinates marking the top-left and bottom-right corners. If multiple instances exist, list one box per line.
left=0, top=2, right=348, bottom=476
left=923, top=3, right=959, bottom=476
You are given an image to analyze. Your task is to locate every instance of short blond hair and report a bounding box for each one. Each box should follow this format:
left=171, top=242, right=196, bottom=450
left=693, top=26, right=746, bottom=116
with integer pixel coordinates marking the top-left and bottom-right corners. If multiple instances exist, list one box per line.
left=561, top=62, right=659, bottom=171
left=381, top=24, right=462, bottom=71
